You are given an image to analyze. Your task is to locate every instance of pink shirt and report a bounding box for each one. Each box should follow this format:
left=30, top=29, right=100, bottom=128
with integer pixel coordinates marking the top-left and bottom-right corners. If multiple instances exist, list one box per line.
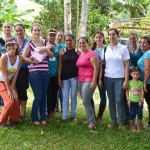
left=76, top=50, right=96, bottom=82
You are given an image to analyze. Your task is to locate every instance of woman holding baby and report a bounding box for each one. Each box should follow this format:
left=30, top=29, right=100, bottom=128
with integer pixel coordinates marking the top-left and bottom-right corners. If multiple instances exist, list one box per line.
left=23, top=24, right=53, bottom=126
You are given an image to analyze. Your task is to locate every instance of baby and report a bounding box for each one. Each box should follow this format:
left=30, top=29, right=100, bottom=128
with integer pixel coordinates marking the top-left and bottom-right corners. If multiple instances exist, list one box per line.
left=30, top=44, right=54, bottom=62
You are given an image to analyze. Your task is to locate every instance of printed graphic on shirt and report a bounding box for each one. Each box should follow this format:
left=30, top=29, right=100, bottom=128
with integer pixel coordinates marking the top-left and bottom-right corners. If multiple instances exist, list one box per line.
left=131, top=87, right=140, bottom=97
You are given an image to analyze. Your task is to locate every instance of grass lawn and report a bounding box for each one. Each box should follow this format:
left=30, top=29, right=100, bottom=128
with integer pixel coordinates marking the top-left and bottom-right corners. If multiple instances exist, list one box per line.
left=0, top=88, right=150, bottom=150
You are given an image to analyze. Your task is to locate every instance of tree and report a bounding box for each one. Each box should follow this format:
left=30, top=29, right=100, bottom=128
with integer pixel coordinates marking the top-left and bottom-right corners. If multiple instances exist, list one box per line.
left=64, top=0, right=72, bottom=34
left=34, top=0, right=64, bottom=37
left=78, top=0, right=89, bottom=37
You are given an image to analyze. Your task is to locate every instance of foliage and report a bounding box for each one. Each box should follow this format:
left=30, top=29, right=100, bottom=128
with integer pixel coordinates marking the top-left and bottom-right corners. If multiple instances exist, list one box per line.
left=0, top=0, right=34, bottom=30
left=34, top=0, right=64, bottom=38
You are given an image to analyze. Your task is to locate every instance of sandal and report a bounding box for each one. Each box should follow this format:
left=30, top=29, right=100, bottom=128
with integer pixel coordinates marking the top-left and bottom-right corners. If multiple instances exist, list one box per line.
left=41, top=121, right=47, bottom=126
left=88, top=123, right=96, bottom=129
left=20, top=115, right=26, bottom=120
left=32, top=121, right=41, bottom=126
left=107, top=122, right=116, bottom=128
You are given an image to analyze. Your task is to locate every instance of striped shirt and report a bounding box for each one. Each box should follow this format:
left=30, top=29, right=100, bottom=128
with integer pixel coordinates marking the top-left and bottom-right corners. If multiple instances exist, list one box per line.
left=28, top=40, right=49, bottom=72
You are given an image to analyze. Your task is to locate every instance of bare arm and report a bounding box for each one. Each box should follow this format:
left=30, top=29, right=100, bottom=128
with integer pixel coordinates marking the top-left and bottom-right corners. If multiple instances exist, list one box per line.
left=126, top=88, right=130, bottom=106
left=143, top=59, right=150, bottom=92
left=90, top=55, right=99, bottom=90
left=58, top=50, right=64, bottom=87
left=0, top=54, right=10, bottom=92
left=11, top=56, right=23, bottom=90
left=22, top=44, right=39, bottom=64
left=123, top=60, right=129, bottom=89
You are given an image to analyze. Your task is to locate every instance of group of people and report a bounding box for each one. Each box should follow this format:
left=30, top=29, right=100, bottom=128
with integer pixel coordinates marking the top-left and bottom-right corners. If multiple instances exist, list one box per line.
left=0, top=23, right=150, bottom=132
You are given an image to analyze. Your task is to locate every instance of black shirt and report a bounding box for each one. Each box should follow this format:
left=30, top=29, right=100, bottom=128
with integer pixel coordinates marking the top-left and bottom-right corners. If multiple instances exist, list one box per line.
left=61, top=48, right=79, bottom=80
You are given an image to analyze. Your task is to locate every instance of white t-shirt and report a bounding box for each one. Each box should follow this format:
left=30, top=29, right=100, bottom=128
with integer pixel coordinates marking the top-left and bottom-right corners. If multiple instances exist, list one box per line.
left=102, top=43, right=130, bottom=78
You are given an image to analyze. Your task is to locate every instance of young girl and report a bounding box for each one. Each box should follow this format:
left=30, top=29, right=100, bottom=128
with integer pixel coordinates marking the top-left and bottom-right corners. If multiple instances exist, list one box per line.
left=126, top=67, right=144, bottom=132
left=91, top=30, right=107, bottom=122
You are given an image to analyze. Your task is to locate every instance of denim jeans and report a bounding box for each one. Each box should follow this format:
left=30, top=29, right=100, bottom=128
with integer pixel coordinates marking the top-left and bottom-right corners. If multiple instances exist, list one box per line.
left=29, top=71, right=49, bottom=122
left=62, top=77, right=78, bottom=119
left=129, top=102, right=143, bottom=120
left=104, top=77, right=125, bottom=124
left=78, top=81, right=95, bottom=125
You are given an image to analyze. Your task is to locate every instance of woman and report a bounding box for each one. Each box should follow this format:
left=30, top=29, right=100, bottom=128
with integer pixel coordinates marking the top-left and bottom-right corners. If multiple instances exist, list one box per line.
left=14, top=23, right=29, bottom=119
left=58, top=34, right=78, bottom=121
left=128, top=32, right=142, bottom=69
left=101, top=28, right=130, bottom=129
left=55, top=30, right=66, bottom=112
left=137, top=36, right=150, bottom=129
left=46, top=29, right=63, bottom=118
left=23, top=24, right=53, bottom=126
left=124, top=32, right=143, bottom=123
left=0, top=38, right=22, bottom=128
left=91, top=30, right=107, bottom=122
left=1, top=22, right=14, bottom=54
left=76, top=36, right=99, bottom=129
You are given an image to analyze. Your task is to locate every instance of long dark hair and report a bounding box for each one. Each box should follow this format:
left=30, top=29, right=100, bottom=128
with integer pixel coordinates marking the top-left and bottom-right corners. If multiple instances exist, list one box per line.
left=91, top=30, right=105, bottom=50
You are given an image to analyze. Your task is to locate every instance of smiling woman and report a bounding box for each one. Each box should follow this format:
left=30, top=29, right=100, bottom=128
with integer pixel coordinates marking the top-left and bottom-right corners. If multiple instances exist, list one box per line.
left=0, top=38, right=22, bottom=128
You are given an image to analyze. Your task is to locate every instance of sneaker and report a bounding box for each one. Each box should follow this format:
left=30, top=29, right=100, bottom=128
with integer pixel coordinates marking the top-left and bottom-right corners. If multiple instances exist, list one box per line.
left=119, top=124, right=125, bottom=130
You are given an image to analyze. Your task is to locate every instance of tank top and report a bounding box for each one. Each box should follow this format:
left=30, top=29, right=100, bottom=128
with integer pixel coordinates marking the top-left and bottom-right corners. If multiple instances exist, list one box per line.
left=28, top=40, right=49, bottom=72
left=61, top=48, right=78, bottom=80
left=0, top=53, right=19, bottom=81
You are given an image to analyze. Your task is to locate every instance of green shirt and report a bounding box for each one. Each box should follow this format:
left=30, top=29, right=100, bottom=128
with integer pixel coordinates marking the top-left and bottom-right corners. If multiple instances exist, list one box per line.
left=129, top=80, right=143, bottom=102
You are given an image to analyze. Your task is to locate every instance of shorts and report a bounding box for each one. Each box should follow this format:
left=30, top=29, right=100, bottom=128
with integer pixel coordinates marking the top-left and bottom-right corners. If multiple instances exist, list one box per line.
left=16, top=67, right=29, bottom=101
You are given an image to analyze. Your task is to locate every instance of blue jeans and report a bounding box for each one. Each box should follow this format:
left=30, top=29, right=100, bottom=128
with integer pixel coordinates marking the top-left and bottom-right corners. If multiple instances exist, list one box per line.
left=29, top=71, right=49, bottom=122
left=62, top=77, right=78, bottom=119
left=129, top=102, right=143, bottom=120
left=78, top=81, right=95, bottom=125
left=104, top=77, right=125, bottom=124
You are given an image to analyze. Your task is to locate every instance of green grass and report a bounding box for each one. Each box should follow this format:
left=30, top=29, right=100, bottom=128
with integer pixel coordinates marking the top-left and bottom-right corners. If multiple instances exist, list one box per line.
left=0, top=88, right=150, bottom=150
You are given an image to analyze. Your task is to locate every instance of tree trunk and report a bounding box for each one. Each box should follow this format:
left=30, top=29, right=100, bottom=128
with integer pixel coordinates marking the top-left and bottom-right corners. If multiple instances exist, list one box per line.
left=78, top=0, right=89, bottom=37
left=64, top=0, right=72, bottom=34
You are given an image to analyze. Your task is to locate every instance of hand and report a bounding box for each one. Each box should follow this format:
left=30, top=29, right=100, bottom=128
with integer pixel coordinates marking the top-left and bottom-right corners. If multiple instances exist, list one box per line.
left=127, top=100, right=131, bottom=106
left=122, top=80, right=128, bottom=90
left=58, top=78, right=62, bottom=87
left=12, top=90, right=18, bottom=99
left=32, top=60, right=39, bottom=64
left=30, top=57, right=39, bottom=64
left=90, top=81, right=96, bottom=91
left=98, top=80, right=103, bottom=89
left=47, top=44, right=55, bottom=52
left=7, top=90, right=14, bottom=100
left=37, top=47, right=46, bottom=54
left=138, top=101, right=143, bottom=107
left=144, top=83, right=147, bottom=93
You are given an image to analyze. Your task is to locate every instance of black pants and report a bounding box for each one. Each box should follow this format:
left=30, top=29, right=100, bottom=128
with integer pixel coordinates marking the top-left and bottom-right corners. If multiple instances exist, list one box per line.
left=47, top=76, right=59, bottom=115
